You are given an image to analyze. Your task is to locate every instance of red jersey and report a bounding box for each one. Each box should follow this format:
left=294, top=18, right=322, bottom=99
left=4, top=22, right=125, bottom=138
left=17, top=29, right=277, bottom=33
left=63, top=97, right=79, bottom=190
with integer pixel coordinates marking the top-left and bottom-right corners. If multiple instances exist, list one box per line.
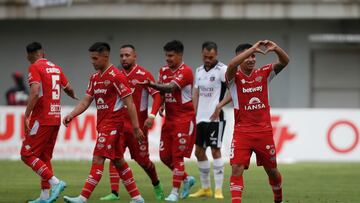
left=158, top=63, right=195, bottom=122
left=227, top=64, right=276, bottom=133
left=120, top=64, right=159, bottom=130
left=86, top=65, right=132, bottom=131
left=28, top=58, right=69, bottom=126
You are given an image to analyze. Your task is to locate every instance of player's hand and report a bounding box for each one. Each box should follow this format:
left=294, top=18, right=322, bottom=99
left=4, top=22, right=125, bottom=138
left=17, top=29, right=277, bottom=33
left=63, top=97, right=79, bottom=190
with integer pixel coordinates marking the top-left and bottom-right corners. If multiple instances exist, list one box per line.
left=24, top=116, right=30, bottom=134
left=62, top=114, right=73, bottom=127
left=144, top=117, right=155, bottom=129
left=159, top=106, right=165, bottom=117
left=263, top=40, right=278, bottom=53
left=134, top=127, right=145, bottom=142
left=252, top=40, right=267, bottom=55
left=209, top=104, right=221, bottom=121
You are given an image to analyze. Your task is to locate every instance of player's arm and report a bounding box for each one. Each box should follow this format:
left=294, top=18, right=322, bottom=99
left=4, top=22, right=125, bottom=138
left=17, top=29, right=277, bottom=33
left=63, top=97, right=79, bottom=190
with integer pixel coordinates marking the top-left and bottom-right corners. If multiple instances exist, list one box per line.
left=210, top=90, right=232, bottom=121
left=63, top=83, right=78, bottom=100
left=147, top=81, right=178, bottom=93
left=123, top=95, right=145, bottom=141
left=226, top=40, right=265, bottom=81
left=144, top=92, right=162, bottom=129
left=264, top=40, right=290, bottom=74
left=192, top=87, right=199, bottom=115
left=24, top=83, right=41, bottom=133
left=63, top=94, right=93, bottom=127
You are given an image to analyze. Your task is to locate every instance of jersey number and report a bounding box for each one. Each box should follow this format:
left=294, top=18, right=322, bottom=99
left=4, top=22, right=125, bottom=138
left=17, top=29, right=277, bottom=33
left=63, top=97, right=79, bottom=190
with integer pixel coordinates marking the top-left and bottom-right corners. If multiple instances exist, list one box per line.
left=51, top=75, right=60, bottom=100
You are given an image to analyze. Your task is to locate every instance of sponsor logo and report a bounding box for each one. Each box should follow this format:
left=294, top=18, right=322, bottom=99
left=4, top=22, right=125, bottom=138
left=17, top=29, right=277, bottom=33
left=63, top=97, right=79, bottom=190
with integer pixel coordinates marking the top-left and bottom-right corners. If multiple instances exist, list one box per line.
left=97, top=98, right=104, bottom=104
left=46, top=67, right=60, bottom=74
left=96, top=143, right=104, bottom=149
left=244, top=97, right=266, bottom=111
left=98, top=137, right=106, bottom=143
left=179, top=138, right=186, bottom=144
left=110, top=130, right=117, bottom=135
left=104, top=80, right=110, bottom=86
left=136, top=69, right=145, bottom=75
left=107, top=145, right=112, bottom=149
left=49, top=104, right=61, bottom=114
left=140, top=145, right=147, bottom=151
left=242, top=86, right=263, bottom=93
left=165, top=93, right=176, bottom=103
left=178, top=145, right=186, bottom=151
left=162, top=75, right=167, bottom=80
left=94, top=89, right=107, bottom=94
left=96, top=98, right=109, bottom=109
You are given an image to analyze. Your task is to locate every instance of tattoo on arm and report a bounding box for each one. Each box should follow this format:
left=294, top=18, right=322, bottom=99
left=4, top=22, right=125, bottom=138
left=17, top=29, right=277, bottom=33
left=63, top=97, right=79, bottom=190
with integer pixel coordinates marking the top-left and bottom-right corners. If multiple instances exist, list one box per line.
left=150, top=82, right=178, bottom=93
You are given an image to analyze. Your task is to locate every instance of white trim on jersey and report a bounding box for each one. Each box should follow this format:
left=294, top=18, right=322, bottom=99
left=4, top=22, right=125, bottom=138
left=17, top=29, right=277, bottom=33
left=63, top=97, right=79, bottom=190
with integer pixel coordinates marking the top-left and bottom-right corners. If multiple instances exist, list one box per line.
left=140, top=88, right=149, bottom=112
left=228, top=78, right=239, bottom=110
left=181, top=84, right=192, bottom=104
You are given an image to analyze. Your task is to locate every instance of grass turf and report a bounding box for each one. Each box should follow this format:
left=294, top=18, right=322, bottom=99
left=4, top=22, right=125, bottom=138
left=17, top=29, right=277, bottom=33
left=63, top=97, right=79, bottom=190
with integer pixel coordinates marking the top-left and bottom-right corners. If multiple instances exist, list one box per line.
left=0, top=161, right=359, bottom=203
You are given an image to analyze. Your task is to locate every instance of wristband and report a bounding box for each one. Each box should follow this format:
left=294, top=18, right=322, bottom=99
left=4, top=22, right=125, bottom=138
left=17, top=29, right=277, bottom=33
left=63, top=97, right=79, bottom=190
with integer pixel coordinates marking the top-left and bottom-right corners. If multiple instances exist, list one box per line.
left=148, top=114, right=156, bottom=119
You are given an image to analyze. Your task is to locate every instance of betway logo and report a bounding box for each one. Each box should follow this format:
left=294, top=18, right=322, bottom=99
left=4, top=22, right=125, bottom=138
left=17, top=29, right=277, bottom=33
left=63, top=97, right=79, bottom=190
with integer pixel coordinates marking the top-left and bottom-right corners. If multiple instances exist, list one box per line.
left=242, top=86, right=262, bottom=93
left=94, top=89, right=107, bottom=94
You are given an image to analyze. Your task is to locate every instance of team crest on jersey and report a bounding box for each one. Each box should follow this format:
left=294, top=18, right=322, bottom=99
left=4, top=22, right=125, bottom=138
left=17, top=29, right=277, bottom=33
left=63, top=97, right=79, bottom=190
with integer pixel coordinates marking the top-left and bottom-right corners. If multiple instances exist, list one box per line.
left=241, top=79, right=246, bottom=84
left=104, top=80, right=110, bottom=86
left=109, top=70, right=116, bottom=77
left=176, top=74, right=183, bottom=80
left=98, top=137, right=106, bottom=143
left=210, top=76, right=215, bottom=81
left=255, top=76, right=263, bottom=82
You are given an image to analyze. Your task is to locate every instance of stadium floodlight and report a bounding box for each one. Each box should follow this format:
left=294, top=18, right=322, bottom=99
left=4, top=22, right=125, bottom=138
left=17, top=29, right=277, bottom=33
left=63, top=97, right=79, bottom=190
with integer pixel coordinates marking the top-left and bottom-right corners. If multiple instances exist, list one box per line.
left=28, top=0, right=72, bottom=8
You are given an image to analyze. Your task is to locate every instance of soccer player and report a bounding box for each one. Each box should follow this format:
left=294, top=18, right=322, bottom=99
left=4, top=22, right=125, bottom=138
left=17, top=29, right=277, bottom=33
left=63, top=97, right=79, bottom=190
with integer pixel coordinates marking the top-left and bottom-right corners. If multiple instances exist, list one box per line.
left=21, top=42, right=77, bottom=203
left=190, top=41, right=229, bottom=199
left=100, top=44, right=164, bottom=201
left=62, top=42, right=145, bottom=203
left=226, top=40, right=289, bottom=203
left=141, top=40, right=196, bottom=202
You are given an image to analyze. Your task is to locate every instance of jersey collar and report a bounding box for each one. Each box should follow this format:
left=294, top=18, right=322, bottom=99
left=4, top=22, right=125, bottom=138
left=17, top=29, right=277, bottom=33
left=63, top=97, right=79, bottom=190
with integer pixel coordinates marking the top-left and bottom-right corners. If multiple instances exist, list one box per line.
left=124, top=64, right=138, bottom=76
left=100, top=64, right=113, bottom=77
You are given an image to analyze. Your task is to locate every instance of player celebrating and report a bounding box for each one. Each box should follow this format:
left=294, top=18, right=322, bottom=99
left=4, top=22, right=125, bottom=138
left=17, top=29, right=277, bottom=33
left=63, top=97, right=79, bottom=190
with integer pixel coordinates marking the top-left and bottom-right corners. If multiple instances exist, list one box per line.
left=141, top=40, right=196, bottom=202
left=62, top=42, right=145, bottom=203
left=100, top=44, right=164, bottom=201
left=21, top=42, right=77, bottom=203
left=226, top=40, right=289, bottom=203
left=190, top=41, right=228, bottom=199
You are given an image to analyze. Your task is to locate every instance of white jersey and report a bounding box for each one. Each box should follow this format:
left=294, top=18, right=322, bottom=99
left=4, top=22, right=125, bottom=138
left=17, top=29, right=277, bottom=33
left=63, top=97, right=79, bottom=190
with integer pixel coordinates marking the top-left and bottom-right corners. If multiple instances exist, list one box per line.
left=194, top=61, right=227, bottom=123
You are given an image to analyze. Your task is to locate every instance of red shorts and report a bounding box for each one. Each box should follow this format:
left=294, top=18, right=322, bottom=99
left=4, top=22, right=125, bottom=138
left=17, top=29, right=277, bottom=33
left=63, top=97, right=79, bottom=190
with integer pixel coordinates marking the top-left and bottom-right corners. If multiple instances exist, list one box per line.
left=160, top=117, right=196, bottom=159
left=93, top=126, right=124, bottom=160
left=20, top=121, right=59, bottom=161
left=230, top=131, right=277, bottom=169
left=121, top=127, right=149, bottom=162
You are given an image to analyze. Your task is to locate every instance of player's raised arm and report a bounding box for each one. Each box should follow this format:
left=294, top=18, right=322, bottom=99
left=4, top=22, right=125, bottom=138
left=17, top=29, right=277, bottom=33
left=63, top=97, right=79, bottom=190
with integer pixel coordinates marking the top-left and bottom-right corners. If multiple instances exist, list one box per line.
left=63, top=94, right=93, bottom=127
left=263, top=40, right=290, bottom=74
left=226, top=40, right=265, bottom=81
left=123, top=95, right=145, bottom=141
left=24, top=83, right=41, bottom=133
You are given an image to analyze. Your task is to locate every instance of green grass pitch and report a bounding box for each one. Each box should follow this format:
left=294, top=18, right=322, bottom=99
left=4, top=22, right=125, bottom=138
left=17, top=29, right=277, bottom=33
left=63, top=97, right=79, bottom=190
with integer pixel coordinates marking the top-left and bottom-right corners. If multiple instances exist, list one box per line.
left=0, top=161, right=359, bottom=203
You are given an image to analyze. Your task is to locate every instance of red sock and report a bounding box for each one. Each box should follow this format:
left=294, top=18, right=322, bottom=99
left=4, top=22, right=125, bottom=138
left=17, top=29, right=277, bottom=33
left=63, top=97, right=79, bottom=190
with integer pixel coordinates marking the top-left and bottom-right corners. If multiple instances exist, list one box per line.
left=141, top=161, right=159, bottom=185
left=230, top=176, right=244, bottom=203
left=109, top=162, right=120, bottom=192
left=172, top=158, right=185, bottom=188
left=116, top=162, right=140, bottom=198
left=41, top=160, right=53, bottom=189
left=80, top=164, right=104, bottom=199
left=23, top=156, right=53, bottom=182
left=269, top=173, right=282, bottom=202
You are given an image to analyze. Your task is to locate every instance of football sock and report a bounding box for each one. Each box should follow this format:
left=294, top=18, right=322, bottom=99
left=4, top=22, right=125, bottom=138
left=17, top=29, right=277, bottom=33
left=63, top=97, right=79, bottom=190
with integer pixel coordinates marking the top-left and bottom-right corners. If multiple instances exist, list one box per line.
left=230, top=175, right=244, bottom=203
left=141, top=160, right=159, bottom=185
left=198, top=160, right=210, bottom=189
left=41, top=160, right=52, bottom=189
left=40, top=189, right=50, bottom=200
left=171, top=187, right=179, bottom=196
left=213, top=158, right=224, bottom=190
left=48, top=176, right=60, bottom=186
left=172, top=158, right=185, bottom=188
left=109, top=162, right=120, bottom=192
left=269, top=173, right=282, bottom=202
left=80, top=164, right=104, bottom=199
left=115, top=162, right=140, bottom=198
left=23, top=156, right=53, bottom=183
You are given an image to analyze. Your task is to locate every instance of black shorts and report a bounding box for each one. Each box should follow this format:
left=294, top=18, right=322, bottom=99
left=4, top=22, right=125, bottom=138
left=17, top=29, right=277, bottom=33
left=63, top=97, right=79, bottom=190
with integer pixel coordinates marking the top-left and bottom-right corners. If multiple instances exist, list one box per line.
left=196, top=121, right=226, bottom=149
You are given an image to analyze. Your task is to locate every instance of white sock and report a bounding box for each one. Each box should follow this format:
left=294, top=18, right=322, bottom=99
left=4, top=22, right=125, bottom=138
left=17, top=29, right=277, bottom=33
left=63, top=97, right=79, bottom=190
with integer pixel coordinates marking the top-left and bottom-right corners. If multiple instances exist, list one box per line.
left=171, top=187, right=179, bottom=196
left=48, top=176, right=60, bottom=186
left=40, top=189, right=50, bottom=200
left=213, top=158, right=224, bottom=190
left=132, top=195, right=142, bottom=200
left=198, top=160, right=211, bottom=189
left=79, top=195, right=87, bottom=202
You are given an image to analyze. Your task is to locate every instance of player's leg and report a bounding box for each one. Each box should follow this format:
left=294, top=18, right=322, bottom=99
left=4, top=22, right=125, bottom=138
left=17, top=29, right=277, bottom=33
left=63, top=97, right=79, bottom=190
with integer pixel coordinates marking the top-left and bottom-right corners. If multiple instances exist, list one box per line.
left=21, top=125, right=65, bottom=202
left=129, top=131, right=164, bottom=200
left=64, top=155, right=105, bottom=203
left=229, top=134, right=252, bottom=203
left=112, top=158, right=144, bottom=203
left=254, top=133, right=282, bottom=203
left=210, top=121, right=226, bottom=199
left=99, top=162, right=120, bottom=201
left=160, top=123, right=174, bottom=170
left=190, top=122, right=212, bottom=198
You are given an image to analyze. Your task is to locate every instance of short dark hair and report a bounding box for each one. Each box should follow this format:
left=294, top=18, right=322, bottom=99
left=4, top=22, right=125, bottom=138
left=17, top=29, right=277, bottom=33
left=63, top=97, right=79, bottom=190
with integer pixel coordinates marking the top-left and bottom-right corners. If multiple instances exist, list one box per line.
left=163, top=40, right=184, bottom=54
left=120, top=44, right=135, bottom=51
left=202, top=41, right=217, bottom=52
left=235, top=43, right=252, bottom=54
left=26, top=42, right=42, bottom=53
left=88, top=42, right=111, bottom=53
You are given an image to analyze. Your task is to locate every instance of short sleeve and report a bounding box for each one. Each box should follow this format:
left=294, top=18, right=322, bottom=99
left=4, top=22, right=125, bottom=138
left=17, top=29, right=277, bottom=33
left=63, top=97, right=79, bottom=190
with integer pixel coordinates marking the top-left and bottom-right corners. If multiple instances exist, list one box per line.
left=85, top=76, right=94, bottom=97
left=172, top=67, right=193, bottom=89
left=194, top=68, right=199, bottom=88
left=220, top=65, right=227, bottom=83
left=262, top=64, right=276, bottom=83
left=113, top=73, right=132, bottom=99
left=59, top=68, right=69, bottom=88
left=28, top=65, right=41, bottom=85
